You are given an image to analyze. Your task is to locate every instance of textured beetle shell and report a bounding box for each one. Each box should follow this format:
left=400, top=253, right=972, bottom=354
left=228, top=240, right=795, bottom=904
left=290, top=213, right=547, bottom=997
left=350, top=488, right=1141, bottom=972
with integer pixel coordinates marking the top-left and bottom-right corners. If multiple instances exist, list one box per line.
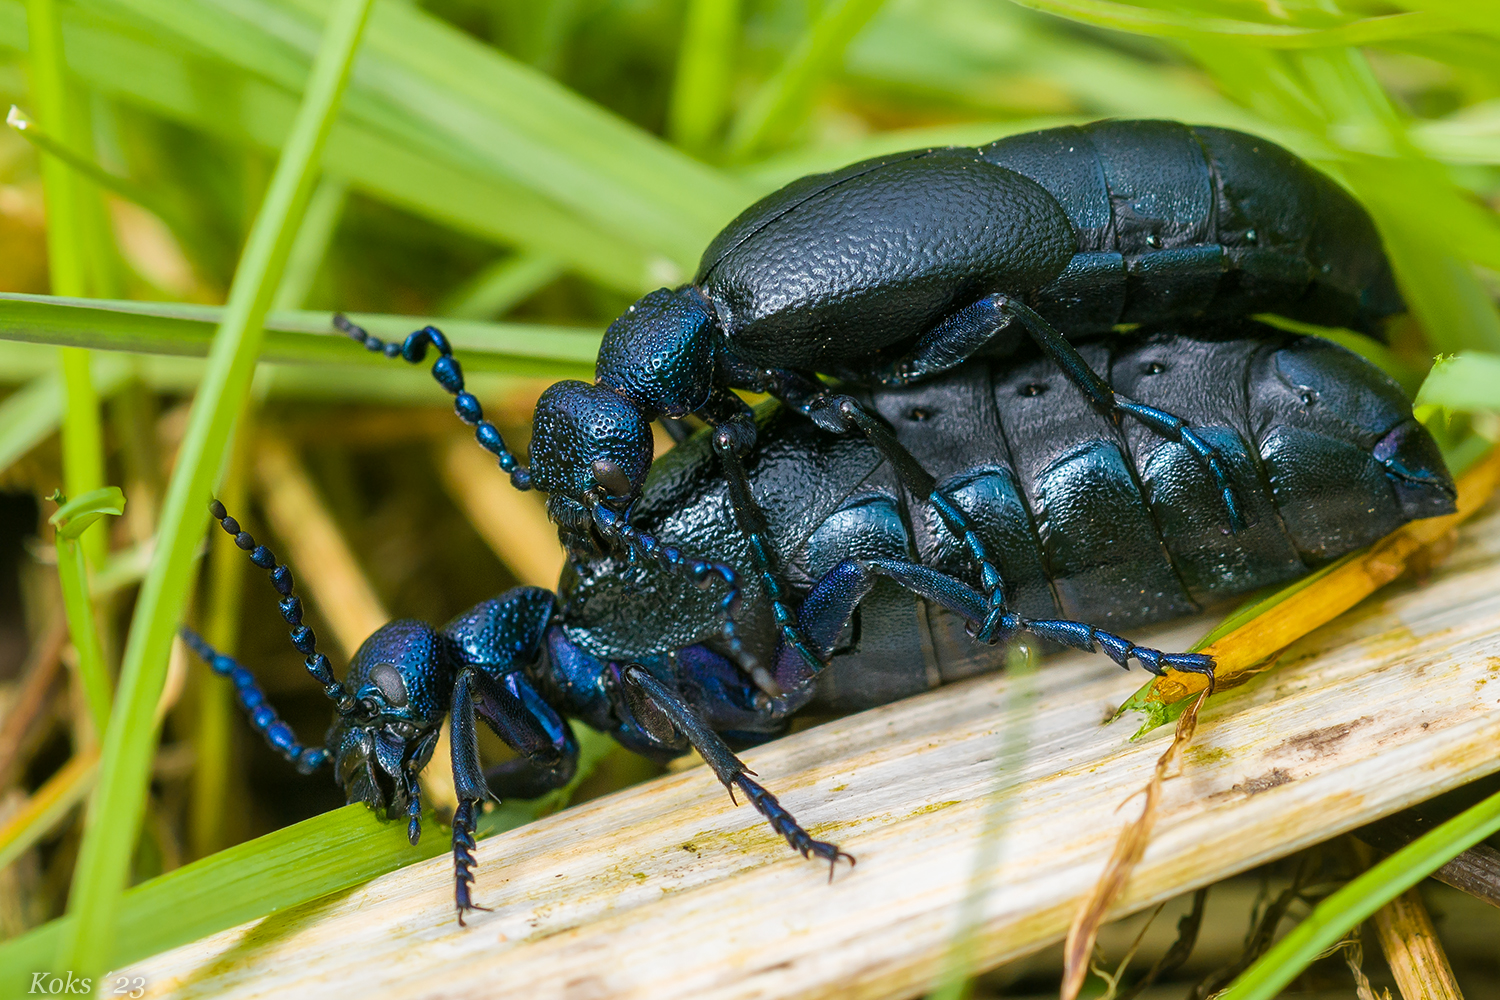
left=693, top=121, right=1400, bottom=375
left=697, top=148, right=1077, bottom=369
left=560, top=324, right=1450, bottom=711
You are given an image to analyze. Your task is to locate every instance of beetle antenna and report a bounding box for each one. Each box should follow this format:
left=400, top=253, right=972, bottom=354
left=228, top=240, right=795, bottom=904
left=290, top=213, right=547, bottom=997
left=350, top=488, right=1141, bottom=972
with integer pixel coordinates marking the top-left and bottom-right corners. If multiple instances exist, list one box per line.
left=179, top=626, right=331, bottom=774
left=585, top=496, right=774, bottom=694
left=334, top=314, right=532, bottom=491
left=204, top=499, right=355, bottom=717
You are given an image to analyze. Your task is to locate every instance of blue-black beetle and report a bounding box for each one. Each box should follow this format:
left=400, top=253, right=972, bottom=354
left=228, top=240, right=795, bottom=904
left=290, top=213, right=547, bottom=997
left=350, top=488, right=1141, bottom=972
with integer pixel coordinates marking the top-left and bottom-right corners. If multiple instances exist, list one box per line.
left=341, top=120, right=1403, bottom=690
left=184, top=323, right=1451, bottom=921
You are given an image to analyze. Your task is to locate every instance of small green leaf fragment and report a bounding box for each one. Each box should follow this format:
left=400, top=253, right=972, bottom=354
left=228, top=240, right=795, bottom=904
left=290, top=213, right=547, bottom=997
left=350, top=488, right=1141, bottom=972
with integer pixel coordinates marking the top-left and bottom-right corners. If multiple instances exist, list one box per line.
left=49, top=485, right=127, bottom=540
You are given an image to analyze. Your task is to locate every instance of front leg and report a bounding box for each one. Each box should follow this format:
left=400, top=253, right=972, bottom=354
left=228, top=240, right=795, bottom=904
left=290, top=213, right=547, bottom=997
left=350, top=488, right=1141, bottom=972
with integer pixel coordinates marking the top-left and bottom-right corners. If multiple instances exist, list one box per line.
left=449, top=668, right=495, bottom=924
left=696, top=387, right=825, bottom=695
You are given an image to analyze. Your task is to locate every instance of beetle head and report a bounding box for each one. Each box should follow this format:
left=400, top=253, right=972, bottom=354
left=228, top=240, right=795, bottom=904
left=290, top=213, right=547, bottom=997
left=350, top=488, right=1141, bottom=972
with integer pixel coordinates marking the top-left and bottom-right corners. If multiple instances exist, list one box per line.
left=529, top=380, right=654, bottom=528
left=327, top=620, right=449, bottom=819
left=596, top=286, right=719, bottom=417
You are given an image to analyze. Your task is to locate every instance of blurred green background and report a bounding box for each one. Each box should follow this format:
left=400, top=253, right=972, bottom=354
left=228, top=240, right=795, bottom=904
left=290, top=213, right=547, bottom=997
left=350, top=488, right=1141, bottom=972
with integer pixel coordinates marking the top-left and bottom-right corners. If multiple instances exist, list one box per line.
left=0, top=0, right=1498, bottom=994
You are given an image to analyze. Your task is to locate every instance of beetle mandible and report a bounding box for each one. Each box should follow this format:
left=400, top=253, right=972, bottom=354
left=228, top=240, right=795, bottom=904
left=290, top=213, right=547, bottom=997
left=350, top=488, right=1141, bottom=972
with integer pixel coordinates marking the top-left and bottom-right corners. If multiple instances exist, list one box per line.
left=341, top=120, right=1402, bottom=693
left=184, top=324, right=1452, bottom=921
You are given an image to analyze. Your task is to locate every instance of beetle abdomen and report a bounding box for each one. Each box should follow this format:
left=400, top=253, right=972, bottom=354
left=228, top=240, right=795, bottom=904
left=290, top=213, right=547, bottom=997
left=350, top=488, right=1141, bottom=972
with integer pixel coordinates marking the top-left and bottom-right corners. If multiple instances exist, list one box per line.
left=697, top=148, right=1075, bottom=369
left=980, top=121, right=1402, bottom=334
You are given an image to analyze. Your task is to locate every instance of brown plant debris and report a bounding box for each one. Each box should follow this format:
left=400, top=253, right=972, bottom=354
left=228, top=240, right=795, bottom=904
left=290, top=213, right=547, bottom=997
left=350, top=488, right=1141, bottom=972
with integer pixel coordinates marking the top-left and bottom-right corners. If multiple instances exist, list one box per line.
left=1061, top=685, right=1211, bottom=1000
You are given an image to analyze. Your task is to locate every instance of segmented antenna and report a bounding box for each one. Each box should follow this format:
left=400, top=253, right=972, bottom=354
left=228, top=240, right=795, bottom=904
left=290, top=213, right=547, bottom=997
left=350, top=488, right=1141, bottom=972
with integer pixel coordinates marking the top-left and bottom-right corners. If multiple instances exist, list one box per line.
left=206, top=500, right=353, bottom=715
left=180, top=628, right=329, bottom=774
left=334, top=314, right=531, bottom=491
left=585, top=496, right=772, bottom=693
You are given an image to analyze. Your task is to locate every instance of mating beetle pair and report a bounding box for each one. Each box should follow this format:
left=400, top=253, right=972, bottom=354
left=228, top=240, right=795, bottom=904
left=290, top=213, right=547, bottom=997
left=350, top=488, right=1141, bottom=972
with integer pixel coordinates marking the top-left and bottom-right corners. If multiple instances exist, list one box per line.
left=186, top=322, right=1452, bottom=919
left=344, top=120, right=1404, bottom=695
left=185, top=119, right=1444, bottom=919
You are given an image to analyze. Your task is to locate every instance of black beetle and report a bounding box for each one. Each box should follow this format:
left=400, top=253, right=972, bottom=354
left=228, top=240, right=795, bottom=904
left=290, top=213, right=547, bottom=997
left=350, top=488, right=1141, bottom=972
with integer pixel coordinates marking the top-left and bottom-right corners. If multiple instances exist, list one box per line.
left=340, top=120, right=1402, bottom=690
left=183, top=323, right=1451, bottom=921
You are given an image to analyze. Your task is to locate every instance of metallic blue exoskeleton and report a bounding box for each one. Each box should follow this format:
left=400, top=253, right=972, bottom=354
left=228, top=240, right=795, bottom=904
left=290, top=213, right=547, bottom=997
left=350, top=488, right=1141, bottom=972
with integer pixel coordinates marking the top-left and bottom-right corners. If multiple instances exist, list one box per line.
left=183, top=325, right=1452, bottom=923
left=342, top=120, right=1405, bottom=692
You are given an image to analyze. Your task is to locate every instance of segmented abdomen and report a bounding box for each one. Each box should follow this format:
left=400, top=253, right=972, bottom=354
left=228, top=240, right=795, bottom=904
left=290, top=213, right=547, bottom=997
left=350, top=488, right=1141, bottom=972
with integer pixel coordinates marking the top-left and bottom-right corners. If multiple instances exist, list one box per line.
left=871, top=326, right=1433, bottom=629
left=980, top=121, right=1403, bottom=334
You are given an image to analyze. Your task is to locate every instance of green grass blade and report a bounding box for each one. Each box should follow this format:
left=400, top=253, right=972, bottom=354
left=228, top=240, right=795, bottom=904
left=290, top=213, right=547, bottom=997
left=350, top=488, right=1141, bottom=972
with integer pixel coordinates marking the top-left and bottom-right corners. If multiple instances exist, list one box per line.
left=53, top=0, right=376, bottom=974
left=0, top=294, right=601, bottom=376
left=668, top=0, right=740, bottom=155
left=437, top=251, right=564, bottom=321
left=27, top=0, right=108, bottom=566
left=726, top=0, right=888, bottom=159
left=0, top=725, right=615, bottom=985
left=0, top=0, right=658, bottom=294
left=93, top=0, right=752, bottom=272
left=1004, top=0, right=1451, bottom=47
left=5, top=103, right=190, bottom=236
left=1416, top=351, right=1500, bottom=412
left=1220, top=786, right=1500, bottom=1000
left=53, top=540, right=112, bottom=734
left=1, top=803, right=445, bottom=990
left=273, top=175, right=347, bottom=311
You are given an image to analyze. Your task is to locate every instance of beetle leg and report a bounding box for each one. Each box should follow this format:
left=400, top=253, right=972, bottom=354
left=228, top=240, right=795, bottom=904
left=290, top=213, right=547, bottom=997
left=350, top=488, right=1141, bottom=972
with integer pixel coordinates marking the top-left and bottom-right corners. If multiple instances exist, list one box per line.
left=874, top=295, right=1247, bottom=532
left=843, top=557, right=1216, bottom=683
left=762, top=374, right=1020, bottom=632
left=693, top=386, right=825, bottom=696
left=449, top=668, right=497, bottom=924
left=623, top=665, right=854, bottom=873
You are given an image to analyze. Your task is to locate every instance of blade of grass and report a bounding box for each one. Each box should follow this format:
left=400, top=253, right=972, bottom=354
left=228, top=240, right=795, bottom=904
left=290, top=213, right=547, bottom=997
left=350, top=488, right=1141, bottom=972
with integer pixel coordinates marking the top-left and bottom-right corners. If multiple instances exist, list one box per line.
left=0, top=293, right=601, bottom=376
left=436, top=251, right=563, bottom=321
left=48, top=486, right=127, bottom=740
left=272, top=175, right=346, bottom=312
left=6, top=102, right=192, bottom=238
left=726, top=0, right=888, bottom=160
left=27, top=0, right=108, bottom=569
left=668, top=0, right=740, bottom=155
left=92, top=0, right=752, bottom=272
left=188, top=419, right=252, bottom=860
left=1004, top=0, right=1453, bottom=47
left=1, top=802, right=445, bottom=990
left=0, top=0, right=657, bottom=293
left=1219, top=787, right=1500, bottom=1000
left=0, top=724, right=615, bottom=985
left=1416, top=351, right=1500, bottom=412
left=53, top=0, right=376, bottom=975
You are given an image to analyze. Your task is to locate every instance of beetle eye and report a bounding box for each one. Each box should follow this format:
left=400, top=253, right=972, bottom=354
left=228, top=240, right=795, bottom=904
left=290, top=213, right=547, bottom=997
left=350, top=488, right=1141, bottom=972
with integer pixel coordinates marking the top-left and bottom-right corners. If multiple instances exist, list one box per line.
left=1020, top=382, right=1049, bottom=397
left=591, top=459, right=633, bottom=498
left=368, top=662, right=408, bottom=707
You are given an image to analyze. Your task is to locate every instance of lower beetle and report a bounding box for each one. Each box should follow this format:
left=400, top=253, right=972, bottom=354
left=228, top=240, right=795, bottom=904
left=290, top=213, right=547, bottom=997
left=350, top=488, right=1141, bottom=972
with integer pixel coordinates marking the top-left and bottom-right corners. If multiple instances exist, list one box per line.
left=184, top=324, right=1453, bottom=920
